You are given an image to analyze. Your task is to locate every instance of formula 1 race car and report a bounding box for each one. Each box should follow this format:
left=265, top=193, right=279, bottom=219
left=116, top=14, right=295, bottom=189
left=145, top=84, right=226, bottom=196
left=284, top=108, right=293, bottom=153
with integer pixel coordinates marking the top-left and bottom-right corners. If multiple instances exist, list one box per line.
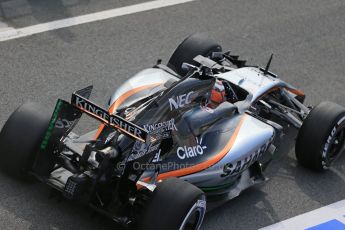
left=1, top=33, right=345, bottom=230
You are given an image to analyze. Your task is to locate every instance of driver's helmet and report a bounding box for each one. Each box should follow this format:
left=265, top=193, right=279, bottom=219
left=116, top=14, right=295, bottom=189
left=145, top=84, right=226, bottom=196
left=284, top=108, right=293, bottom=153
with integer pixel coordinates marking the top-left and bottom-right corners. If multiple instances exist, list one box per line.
left=209, top=80, right=226, bottom=107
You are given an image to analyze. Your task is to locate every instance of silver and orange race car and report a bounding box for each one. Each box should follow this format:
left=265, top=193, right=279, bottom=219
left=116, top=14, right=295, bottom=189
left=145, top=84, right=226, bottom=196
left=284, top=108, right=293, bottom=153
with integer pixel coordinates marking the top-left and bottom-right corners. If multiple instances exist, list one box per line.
left=1, top=33, right=344, bottom=230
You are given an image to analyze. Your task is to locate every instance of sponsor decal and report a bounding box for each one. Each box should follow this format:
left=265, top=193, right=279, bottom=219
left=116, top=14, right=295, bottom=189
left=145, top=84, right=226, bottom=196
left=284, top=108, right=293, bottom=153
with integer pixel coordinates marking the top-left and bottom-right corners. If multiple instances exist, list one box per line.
left=222, top=138, right=272, bottom=177
left=196, top=199, right=207, bottom=209
left=148, top=142, right=160, bottom=152
left=71, top=94, right=147, bottom=142
left=322, top=126, right=337, bottom=159
left=152, top=149, right=161, bottom=163
left=128, top=118, right=177, bottom=162
left=104, top=131, right=116, bottom=144
left=55, top=118, right=73, bottom=129
left=142, top=119, right=177, bottom=142
left=168, top=91, right=195, bottom=110
left=128, top=141, right=161, bottom=162
left=143, top=118, right=177, bottom=133
left=128, top=141, right=148, bottom=161
left=177, top=137, right=207, bottom=160
left=322, top=115, right=345, bottom=168
left=73, top=94, right=109, bottom=122
left=146, top=131, right=171, bottom=145
left=109, top=115, right=144, bottom=140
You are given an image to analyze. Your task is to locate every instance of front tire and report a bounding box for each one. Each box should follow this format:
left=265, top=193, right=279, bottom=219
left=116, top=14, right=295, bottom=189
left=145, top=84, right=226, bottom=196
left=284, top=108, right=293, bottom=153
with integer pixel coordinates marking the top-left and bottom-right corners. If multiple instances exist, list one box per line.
left=168, top=33, right=222, bottom=76
left=296, top=101, right=345, bottom=171
left=137, top=178, right=206, bottom=230
left=0, top=102, right=51, bottom=178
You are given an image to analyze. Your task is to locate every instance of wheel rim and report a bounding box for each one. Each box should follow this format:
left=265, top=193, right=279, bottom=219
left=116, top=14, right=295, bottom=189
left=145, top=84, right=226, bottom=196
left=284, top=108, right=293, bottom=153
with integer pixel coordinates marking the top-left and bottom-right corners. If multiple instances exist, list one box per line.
left=183, top=210, right=201, bottom=230
left=328, top=127, right=345, bottom=161
left=323, top=122, right=345, bottom=168
left=179, top=197, right=206, bottom=230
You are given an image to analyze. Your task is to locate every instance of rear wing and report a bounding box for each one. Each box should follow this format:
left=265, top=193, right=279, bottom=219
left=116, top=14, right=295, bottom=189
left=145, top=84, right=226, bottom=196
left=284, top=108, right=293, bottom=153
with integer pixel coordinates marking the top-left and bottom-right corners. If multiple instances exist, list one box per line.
left=71, top=86, right=148, bottom=142
left=33, top=86, right=148, bottom=176
left=39, top=85, right=147, bottom=155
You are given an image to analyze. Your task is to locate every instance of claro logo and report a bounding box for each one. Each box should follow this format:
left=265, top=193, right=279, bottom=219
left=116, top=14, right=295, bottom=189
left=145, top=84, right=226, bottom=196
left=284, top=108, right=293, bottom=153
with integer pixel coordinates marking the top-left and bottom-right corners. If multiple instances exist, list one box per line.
left=168, top=91, right=195, bottom=110
left=177, top=138, right=207, bottom=160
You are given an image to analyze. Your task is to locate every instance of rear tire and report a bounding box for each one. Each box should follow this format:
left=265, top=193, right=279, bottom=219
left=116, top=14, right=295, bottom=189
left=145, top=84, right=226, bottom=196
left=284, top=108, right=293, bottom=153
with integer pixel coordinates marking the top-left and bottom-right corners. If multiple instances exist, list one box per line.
left=296, top=101, right=345, bottom=171
left=137, top=178, right=206, bottom=230
left=168, top=33, right=222, bottom=76
left=0, top=102, right=51, bottom=178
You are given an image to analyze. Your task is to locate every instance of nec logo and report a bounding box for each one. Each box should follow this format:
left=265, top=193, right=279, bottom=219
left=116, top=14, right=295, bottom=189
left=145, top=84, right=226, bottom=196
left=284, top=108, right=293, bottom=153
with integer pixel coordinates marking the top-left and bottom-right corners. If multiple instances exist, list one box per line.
left=168, top=91, right=195, bottom=110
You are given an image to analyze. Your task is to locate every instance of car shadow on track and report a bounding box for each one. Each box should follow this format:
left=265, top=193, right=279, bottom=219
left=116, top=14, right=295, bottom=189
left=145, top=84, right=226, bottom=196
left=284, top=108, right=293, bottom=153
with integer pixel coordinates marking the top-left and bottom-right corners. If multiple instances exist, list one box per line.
left=0, top=172, right=124, bottom=230
left=292, top=150, right=345, bottom=206
left=203, top=188, right=281, bottom=230
left=267, top=127, right=345, bottom=208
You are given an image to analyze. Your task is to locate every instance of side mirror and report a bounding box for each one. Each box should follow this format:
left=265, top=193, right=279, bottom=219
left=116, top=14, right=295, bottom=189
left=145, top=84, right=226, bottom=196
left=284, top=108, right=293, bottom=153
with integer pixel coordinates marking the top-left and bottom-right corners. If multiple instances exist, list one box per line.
left=181, top=62, right=198, bottom=72
left=211, top=52, right=224, bottom=60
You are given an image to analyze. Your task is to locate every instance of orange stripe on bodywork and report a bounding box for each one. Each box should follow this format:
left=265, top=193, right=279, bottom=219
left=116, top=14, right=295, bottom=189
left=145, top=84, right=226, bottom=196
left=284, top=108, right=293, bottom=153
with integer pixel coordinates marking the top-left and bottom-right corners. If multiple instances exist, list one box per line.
left=94, top=123, right=105, bottom=139
left=94, top=83, right=162, bottom=139
left=154, top=115, right=247, bottom=181
left=256, top=86, right=305, bottom=102
left=108, top=83, right=162, bottom=114
left=285, top=88, right=305, bottom=97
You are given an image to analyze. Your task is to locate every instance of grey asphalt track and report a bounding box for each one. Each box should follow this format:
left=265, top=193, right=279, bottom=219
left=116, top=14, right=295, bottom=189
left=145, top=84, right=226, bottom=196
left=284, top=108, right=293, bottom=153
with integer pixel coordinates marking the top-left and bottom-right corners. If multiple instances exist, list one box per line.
left=1, top=0, right=345, bottom=229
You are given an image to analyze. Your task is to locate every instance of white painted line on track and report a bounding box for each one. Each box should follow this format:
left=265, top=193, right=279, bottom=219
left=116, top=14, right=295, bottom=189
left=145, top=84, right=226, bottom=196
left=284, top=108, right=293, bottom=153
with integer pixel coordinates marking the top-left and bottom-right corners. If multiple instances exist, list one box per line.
left=259, top=199, right=345, bottom=230
left=0, top=0, right=197, bottom=42
left=0, top=21, right=12, bottom=32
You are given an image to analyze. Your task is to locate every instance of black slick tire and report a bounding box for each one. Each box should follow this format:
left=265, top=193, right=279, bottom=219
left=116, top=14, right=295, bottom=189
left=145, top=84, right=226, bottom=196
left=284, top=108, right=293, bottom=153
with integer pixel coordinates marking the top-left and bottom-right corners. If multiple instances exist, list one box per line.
left=137, top=178, right=206, bottom=230
left=296, top=101, right=345, bottom=171
left=0, top=102, right=51, bottom=178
